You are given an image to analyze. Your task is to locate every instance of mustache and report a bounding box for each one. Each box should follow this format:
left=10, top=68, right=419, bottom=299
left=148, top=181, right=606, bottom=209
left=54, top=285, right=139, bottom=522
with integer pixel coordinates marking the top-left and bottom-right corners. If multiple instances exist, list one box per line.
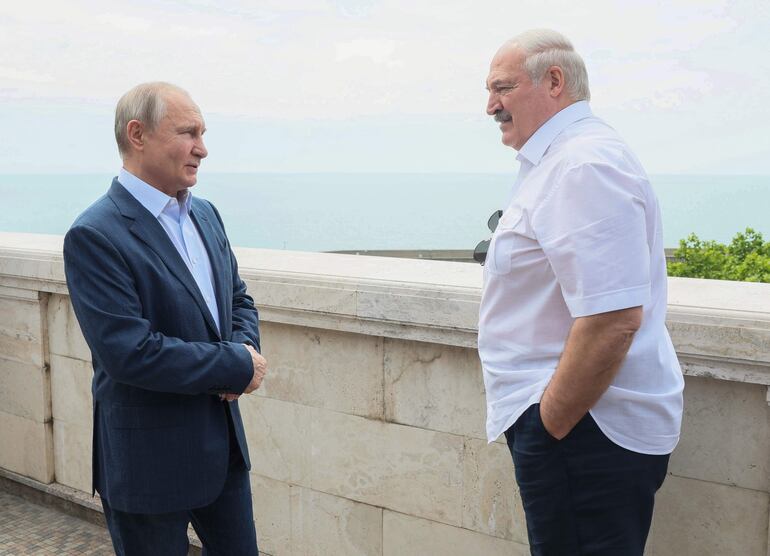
left=494, top=109, right=512, bottom=123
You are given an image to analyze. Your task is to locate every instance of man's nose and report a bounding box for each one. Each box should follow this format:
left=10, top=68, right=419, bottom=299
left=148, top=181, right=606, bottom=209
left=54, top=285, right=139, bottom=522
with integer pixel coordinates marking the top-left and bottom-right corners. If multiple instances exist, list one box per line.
left=194, top=138, right=208, bottom=159
left=486, top=92, right=501, bottom=116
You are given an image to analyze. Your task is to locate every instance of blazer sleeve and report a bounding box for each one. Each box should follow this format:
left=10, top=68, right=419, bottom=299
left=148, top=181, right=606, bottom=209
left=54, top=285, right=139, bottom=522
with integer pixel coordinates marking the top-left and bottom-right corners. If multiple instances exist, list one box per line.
left=208, top=201, right=261, bottom=352
left=63, top=224, right=254, bottom=395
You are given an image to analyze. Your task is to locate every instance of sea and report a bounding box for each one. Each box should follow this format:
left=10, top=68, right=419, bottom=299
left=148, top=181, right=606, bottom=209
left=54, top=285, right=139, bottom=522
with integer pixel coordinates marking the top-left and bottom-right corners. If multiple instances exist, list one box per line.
left=1, top=173, right=767, bottom=252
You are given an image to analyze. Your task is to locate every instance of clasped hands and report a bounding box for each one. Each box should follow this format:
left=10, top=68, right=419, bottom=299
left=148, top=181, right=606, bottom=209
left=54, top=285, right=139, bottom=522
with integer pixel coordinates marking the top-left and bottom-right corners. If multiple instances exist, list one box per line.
left=220, top=344, right=268, bottom=402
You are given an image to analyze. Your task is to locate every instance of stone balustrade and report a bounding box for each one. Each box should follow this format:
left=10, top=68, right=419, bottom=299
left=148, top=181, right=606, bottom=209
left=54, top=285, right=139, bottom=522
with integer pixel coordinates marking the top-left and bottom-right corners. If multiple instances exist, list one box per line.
left=1, top=231, right=769, bottom=555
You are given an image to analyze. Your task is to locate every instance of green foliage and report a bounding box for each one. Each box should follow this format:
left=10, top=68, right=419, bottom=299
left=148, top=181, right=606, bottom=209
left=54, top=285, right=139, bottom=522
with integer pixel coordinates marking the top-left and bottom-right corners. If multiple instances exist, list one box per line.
left=667, top=228, right=770, bottom=283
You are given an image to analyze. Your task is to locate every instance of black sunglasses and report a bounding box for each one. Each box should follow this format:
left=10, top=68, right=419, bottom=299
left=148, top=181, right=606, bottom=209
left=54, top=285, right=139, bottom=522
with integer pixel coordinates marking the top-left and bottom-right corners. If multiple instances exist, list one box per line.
left=473, top=209, right=503, bottom=265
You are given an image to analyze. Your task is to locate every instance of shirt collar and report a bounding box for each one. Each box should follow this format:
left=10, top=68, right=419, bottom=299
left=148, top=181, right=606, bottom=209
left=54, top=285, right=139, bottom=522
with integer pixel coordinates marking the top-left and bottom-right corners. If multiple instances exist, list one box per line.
left=118, top=168, right=192, bottom=218
left=517, top=100, right=592, bottom=166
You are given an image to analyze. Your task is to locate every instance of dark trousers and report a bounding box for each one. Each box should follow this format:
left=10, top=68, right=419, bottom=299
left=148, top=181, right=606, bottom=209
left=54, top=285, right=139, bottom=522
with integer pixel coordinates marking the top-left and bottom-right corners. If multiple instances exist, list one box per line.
left=101, top=420, right=258, bottom=556
left=505, top=404, right=669, bottom=556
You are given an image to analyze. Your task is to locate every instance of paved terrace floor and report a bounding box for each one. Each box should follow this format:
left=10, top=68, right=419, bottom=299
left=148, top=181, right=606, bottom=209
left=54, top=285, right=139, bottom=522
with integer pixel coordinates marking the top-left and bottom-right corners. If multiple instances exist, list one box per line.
left=0, top=490, right=113, bottom=555
left=0, top=473, right=210, bottom=556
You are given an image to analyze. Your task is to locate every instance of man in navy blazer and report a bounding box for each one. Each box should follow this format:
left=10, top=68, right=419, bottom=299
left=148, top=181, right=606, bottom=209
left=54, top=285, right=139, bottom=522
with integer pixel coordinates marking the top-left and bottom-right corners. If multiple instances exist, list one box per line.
left=63, top=82, right=266, bottom=555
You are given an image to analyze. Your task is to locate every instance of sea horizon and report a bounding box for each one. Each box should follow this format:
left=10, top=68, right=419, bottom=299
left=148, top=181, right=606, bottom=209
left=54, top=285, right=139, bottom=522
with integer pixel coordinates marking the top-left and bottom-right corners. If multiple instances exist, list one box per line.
left=2, top=172, right=767, bottom=253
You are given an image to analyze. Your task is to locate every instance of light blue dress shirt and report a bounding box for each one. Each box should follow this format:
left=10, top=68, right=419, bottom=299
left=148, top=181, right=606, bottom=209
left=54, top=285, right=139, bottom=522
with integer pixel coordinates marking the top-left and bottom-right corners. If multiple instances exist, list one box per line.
left=118, top=168, right=221, bottom=334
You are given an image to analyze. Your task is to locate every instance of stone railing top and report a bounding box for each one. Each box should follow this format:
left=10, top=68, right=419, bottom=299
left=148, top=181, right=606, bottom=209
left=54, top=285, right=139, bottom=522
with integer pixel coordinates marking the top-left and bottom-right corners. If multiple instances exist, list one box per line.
left=234, top=246, right=482, bottom=289
left=1, top=232, right=769, bottom=384
left=0, top=231, right=480, bottom=288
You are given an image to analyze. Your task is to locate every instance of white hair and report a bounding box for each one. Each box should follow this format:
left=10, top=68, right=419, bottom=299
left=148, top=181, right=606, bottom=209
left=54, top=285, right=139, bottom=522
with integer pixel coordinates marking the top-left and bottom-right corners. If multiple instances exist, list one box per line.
left=507, top=29, right=591, bottom=102
left=114, top=82, right=193, bottom=157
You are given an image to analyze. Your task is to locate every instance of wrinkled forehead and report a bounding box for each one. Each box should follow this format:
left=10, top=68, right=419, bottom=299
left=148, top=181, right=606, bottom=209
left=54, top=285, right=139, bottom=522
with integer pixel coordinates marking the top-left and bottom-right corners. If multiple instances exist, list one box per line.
left=164, top=91, right=205, bottom=123
left=491, top=43, right=526, bottom=72
left=486, top=44, right=526, bottom=85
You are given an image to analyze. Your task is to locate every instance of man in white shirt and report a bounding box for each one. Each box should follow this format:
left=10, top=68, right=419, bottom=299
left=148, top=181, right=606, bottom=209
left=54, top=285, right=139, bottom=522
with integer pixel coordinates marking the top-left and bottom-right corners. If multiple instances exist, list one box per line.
left=478, top=29, right=684, bottom=555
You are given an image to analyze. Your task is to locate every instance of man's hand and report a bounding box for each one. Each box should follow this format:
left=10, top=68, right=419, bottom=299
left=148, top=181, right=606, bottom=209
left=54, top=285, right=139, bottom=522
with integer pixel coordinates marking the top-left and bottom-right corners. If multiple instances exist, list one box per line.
left=243, top=344, right=267, bottom=394
left=540, top=306, right=642, bottom=439
left=219, top=345, right=268, bottom=402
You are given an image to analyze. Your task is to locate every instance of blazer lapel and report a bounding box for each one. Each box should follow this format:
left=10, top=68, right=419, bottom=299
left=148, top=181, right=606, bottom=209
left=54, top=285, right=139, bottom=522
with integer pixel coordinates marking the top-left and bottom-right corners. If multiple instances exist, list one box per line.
left=108, top=179, right=221, bottom=339
left=190, top=208, right=230, bottom=339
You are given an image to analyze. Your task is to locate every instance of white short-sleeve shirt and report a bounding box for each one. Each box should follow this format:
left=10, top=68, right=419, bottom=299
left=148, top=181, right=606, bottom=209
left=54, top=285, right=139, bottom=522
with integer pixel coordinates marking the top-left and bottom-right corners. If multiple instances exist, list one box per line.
left=478, top=101, right=684, bottom=454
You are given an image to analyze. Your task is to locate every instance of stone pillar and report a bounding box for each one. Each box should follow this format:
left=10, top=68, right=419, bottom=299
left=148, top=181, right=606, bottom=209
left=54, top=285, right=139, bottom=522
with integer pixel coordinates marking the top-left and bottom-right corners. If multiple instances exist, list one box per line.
left=0, top=285, right=53, bottom=483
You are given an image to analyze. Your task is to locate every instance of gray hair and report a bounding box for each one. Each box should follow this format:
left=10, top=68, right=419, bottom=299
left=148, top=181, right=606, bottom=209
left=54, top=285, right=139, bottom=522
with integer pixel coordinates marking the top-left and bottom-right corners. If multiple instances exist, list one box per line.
left=507, top=29, right=591, bottom=102
left=114, top=82, right=193, bottom=157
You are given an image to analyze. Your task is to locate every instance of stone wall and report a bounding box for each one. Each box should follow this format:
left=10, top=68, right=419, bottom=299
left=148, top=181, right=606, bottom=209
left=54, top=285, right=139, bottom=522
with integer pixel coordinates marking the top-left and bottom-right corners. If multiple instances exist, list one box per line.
left=1, top=232, right=769, bottom=555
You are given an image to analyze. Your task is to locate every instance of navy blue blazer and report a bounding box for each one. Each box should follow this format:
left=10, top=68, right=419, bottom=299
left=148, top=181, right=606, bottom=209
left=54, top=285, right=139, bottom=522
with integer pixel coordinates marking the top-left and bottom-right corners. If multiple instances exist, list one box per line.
left=63, top=179, right=260, bottom=514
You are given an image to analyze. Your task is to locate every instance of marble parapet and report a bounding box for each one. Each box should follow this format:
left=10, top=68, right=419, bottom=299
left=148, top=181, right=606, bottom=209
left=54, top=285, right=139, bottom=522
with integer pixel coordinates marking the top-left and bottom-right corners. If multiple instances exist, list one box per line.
left=2, top=232, right=768, bottom=388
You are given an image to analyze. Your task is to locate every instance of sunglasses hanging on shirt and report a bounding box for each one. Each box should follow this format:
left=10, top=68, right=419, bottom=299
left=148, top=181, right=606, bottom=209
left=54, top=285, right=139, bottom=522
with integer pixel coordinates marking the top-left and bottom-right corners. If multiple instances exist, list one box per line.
left=473, top=209, right=503, bottom=265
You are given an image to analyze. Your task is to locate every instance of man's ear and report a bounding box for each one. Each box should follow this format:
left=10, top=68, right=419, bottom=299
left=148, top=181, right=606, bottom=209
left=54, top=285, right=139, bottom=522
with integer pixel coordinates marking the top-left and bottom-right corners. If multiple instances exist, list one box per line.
left=126, top=120, right=145, bottom=152
left=548, top=66, right=565, bottom=98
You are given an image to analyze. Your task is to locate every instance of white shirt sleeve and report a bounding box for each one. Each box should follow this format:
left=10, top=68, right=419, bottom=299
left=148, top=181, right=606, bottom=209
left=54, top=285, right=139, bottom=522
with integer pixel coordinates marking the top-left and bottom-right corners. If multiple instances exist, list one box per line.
left=532, top=162, right=651, bottom=318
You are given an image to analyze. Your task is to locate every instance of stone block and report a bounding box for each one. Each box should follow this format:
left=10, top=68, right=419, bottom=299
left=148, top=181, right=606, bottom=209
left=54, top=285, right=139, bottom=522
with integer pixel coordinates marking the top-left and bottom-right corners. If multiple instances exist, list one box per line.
left=649, top=474, right=768, bottom=556
left=462, top=438, right=527, bottom=543
left=240, top=396, right=312, bottom=486
left=383, top=510, right=529, bottom=556
left=251, top=475, right=383, bottom=556
left=53, top=419, right=92, bottom=493
left=384, top=338, right=486, bottom=439
left=291, top=487, right=382, bottom=556
left=357, top=288, right=479, bottom=331
left=251, top=474, right=292, bottom=556
left=0, top=295, right=44, bottom=366
left=310, top=408, right=464, bottom=526
left=668, top=319, right=770, bottom=366
left=0, top=285, right=39, bottom=302
left=669, top=376, right=769, bottom=491
left=248, top=276, right=358, bottom=318
left=0, top=410, right=53, bottom=483
left=50, top=354, right=93, bottom=426
left=47, top=294, right=91, bottom=362
left=0, top=359, right=48, bottom=421
left=258, top=322, right=384, bottom=419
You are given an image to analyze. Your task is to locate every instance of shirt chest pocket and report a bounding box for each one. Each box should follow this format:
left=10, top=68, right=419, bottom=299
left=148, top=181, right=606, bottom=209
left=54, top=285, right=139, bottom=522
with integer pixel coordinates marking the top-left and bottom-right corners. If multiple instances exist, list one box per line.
left=486, top=207, right=525, bottom=275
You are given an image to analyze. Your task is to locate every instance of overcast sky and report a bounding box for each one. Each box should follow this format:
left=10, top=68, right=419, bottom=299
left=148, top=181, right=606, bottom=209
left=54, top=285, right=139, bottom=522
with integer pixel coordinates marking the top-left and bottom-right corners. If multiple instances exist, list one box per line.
left=1, top=0, right=768, bottom=174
